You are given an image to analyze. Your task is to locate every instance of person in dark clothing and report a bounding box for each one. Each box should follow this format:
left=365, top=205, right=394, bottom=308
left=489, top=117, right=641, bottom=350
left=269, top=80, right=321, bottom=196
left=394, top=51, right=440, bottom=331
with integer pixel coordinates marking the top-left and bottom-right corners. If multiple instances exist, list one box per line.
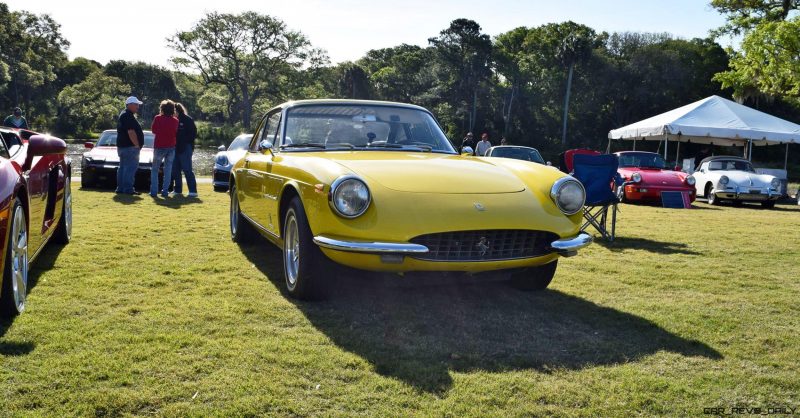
left=3, top=107, right=28, bottom=129
left=461, top=132, right=474, bottom=154
left=171, top=103, right=198, bottom=197
left=116, top=96, right=144, bottom=195
left=694, top=147, right=711, bottom=171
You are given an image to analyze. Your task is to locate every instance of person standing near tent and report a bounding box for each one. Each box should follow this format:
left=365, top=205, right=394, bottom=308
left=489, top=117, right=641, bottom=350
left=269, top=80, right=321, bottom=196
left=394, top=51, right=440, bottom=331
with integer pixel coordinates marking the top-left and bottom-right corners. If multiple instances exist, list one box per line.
left=475, top=133, right=492, bottom=156
left=3, top=107, right=28, bottom=129
left=694, top=147, right=711, bottom=171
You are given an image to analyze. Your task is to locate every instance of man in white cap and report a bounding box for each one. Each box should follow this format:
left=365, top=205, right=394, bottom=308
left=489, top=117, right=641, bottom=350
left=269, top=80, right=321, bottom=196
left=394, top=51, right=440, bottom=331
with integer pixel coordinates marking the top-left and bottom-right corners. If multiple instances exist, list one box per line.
left=115, top=96, right=144, bottom=195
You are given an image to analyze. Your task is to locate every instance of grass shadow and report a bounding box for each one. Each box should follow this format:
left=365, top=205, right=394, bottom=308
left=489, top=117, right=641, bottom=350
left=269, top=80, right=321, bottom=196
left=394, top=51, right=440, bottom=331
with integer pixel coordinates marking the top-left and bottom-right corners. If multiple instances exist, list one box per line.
left=111, top=194, right=143, bottom=205
left=150, top=196, right=204, bottom=209
left=600, top=237, right=701, bottom=255
left=238, top=242, right=721, bottom=394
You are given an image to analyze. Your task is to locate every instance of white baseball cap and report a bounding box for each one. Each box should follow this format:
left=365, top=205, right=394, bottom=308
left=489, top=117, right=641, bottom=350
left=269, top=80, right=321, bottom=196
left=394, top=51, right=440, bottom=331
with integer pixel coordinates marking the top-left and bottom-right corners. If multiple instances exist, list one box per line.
left=125, top=96, right=143, bottom=105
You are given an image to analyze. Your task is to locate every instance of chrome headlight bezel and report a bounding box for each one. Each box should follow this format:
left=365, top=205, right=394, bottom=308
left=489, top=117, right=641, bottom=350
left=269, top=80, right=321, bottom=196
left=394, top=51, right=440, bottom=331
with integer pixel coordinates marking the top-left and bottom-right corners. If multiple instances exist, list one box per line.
left=631, top=172, right=642, bottom=183
left=329, top=175, right=371, bottom=218
left=685, top=175, right=696, bottom=186
left=550, top=176, right=586, bottom=216
left=770, top=178, right=780, bottom=189
left=719, top=175, right=729, bottom=185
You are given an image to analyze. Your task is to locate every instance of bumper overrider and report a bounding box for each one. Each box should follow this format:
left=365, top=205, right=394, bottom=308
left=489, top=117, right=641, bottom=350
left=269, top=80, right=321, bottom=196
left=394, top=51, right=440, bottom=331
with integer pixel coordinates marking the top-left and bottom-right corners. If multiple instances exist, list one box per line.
left=314, top=232, right=592, bottom=259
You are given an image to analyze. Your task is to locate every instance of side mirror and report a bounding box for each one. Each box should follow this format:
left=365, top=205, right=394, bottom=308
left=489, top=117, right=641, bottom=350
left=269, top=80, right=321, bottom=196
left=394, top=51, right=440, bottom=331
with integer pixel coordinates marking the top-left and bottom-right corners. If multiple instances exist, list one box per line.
left=461, top=146, right=474, bottom=156
left=24, top=135, right=67, bottom=170
left=217, top=145, right=226, bottom=151
left=673, top=165, right=681, bottom=171
left=84, top=142, right=95, bottom=149
left=258, top=139, right=274, bottom=155
left=546, top=161, right=552, bottom=166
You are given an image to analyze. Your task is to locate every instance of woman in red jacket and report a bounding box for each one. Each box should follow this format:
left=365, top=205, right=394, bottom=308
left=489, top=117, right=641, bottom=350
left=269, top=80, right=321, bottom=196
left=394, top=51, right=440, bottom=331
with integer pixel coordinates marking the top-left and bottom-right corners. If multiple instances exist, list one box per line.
left=150, top=100, right=179, bottom=197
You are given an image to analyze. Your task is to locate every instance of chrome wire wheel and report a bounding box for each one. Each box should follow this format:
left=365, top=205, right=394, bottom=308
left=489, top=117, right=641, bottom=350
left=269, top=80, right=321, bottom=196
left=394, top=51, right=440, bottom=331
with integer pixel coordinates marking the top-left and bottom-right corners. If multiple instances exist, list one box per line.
left=10, top=205, right=28, bottom=313
left=284, top=210, right=300, bottom=290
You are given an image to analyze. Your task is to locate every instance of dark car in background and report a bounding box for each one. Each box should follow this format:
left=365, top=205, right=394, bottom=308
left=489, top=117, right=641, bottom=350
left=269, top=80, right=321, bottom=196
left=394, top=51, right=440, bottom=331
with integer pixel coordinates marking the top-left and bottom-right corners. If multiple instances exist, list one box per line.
left=213, top=133, right=252, bottom=191
left=81, top=129, right=156, bottom=189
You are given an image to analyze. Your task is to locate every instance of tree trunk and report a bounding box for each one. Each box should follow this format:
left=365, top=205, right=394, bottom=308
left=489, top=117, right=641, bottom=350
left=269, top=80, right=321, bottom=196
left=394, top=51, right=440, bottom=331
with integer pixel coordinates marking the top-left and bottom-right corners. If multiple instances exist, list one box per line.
left=561, top=62, right=575, bottom=146
left=241, top=86, right=251, bottom=129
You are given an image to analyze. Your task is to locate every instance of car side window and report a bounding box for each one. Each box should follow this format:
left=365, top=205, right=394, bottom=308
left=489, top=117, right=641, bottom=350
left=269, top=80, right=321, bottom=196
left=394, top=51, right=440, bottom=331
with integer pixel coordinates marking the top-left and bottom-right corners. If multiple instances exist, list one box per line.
left=249, top=116, right=268, bottom=152
left=262, top=111, right=281, bottom=144
left=0, top=133, right=10, bottom=159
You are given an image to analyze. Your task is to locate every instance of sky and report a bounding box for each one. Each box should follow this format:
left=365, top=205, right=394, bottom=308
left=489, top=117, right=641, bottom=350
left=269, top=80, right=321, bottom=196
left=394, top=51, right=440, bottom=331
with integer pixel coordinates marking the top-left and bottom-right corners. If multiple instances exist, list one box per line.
left=6, top=0, right=730, bottom=67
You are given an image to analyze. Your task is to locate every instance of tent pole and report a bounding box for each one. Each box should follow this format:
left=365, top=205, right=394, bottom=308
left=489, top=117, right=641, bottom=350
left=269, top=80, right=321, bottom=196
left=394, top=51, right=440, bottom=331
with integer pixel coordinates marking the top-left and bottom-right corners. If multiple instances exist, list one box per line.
left=676, top=141, right=680, bottom=167
left=748, top=139, right=753, bottom=161
left=664, top=136, right=668, bottom=159
left=785, top=143, right=789, bottom=171
left=633, top=137, right=636, bottom=151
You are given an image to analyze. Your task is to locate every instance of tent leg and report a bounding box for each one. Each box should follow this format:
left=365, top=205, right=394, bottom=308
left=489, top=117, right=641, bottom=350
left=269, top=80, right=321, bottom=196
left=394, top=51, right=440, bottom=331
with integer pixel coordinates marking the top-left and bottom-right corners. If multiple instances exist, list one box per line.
left=633, top=138, right=636, bottom=151
left=748, top=140, right=753, bottom=161
left=786, top=143, right=789, bottom=171
left=675, top=142, right=680, bottom=168
left=664, top=137, right=668, bottom=160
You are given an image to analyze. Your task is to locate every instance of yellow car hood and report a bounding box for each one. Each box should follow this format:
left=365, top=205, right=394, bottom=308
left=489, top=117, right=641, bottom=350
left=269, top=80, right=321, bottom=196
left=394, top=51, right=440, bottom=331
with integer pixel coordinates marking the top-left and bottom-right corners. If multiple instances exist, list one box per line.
left=328, top=153, right=526, bottom=194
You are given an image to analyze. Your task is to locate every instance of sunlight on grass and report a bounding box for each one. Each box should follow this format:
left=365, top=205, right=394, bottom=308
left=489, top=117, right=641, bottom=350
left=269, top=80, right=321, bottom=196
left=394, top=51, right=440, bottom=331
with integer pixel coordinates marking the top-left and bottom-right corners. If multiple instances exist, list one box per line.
left=0, top=184, right=798, bottom=416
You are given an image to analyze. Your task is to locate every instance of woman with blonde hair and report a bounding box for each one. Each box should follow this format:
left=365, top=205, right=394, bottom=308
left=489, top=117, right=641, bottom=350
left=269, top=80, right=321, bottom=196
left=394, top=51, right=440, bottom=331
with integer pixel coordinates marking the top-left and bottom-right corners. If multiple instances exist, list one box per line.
left=150, top=100, right=179, bottom=197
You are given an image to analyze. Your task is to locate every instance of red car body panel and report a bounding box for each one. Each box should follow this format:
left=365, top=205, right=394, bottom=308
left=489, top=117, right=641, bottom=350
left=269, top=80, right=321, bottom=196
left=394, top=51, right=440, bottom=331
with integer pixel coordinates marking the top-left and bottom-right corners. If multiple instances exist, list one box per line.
left=615, top=152, right=696, bottom=203
left=0, top=128, right=70, bottom=307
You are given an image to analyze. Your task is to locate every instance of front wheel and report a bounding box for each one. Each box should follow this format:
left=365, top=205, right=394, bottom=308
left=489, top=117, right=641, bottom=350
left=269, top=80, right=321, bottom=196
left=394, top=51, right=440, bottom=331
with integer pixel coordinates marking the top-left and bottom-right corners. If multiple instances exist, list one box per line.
left=706, top=184, right=720, bottom=205
left=0, top=198, right=29, bottom=318
left=616, top=185, right=627, bottom=203
left=80, top=171, right=94, bottom=188
left=508, top=260, right=558, bottom=291
left=230, top=183, right=257, bottom=243
left=283, top=197, right=331, bottom=300
left=761, top=201, right=776, bottom=209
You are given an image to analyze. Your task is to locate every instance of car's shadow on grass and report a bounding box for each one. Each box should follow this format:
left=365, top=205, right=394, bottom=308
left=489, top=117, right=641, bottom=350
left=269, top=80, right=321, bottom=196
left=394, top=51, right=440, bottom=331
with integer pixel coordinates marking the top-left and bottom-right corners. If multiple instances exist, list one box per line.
left=0, top=243, right=64, bottom=355
left=599, top=237, right=701, bottom=255
left=238, top=241, right=722, bottom=394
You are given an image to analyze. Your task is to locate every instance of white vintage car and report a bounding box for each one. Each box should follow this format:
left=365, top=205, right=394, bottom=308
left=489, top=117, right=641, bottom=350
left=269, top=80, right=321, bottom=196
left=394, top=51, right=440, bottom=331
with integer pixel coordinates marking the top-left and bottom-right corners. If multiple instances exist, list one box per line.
left=693, top=156, right=781, bottom=208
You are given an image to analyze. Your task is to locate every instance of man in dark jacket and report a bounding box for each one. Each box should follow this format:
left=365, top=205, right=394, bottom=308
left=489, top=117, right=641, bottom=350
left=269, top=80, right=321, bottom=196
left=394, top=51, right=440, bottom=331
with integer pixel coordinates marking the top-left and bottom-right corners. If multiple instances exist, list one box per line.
left=3, top=107, right=28, bottom=129
left=171, top=103, right=198, bottom=197
left=116, top=97, right=144, bottom=195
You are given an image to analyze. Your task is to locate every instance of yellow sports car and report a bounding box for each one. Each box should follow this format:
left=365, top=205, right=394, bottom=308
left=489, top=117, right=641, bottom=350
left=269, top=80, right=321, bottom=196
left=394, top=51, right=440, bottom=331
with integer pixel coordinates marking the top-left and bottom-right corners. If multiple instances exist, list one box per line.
left=230, top=100, right=591, bottom=299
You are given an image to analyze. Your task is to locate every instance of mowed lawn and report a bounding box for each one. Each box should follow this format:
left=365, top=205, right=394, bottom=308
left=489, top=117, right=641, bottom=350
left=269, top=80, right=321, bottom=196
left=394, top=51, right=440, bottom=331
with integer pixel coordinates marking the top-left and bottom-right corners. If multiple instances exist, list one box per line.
left=1, top=183, right=799, bottom=417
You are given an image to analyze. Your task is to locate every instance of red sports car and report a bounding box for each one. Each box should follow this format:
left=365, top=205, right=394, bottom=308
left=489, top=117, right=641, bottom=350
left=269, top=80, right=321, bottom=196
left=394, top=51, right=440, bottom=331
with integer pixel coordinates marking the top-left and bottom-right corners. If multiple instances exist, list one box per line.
left=614, top=151, right=696, bottom=203
left=0, top=128, right=71, bottom=318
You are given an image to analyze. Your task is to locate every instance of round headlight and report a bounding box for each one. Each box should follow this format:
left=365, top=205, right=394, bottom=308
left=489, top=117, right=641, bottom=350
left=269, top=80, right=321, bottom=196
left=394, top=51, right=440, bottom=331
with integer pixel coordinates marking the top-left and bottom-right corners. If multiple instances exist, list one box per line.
left=719, top=175, right=729, bottom=185
left=550, top=177, right=586, bottom=215
left=631, top=172, right=642, bottom=183
left=770, top=178, right=780, bottom=189
left=215, top=154, right=229, bottom=166
left=685, top=175, right=696, bottom=186
left=330, top=176, right=371, bottom=218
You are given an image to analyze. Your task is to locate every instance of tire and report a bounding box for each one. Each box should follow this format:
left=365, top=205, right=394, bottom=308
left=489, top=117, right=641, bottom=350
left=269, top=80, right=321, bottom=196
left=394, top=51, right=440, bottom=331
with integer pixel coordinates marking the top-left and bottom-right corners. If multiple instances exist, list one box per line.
left=213, top=185, right=228, bottom=192
left=283, top=197, right=331, bottom=300
left=0, top=198, right=29, bottom=318
left=616, top=185, right=627, bottom=203
left=761, top=201, right=775, bottom=209
left=53, top=177, right=72, bottom=245
left=230, top=182, right=257, bottom=243
left=508, top=260, right=558, bottom=291
left=80, top=171, right=94, bottom=188
left=706, top=184, right=720, bottom=205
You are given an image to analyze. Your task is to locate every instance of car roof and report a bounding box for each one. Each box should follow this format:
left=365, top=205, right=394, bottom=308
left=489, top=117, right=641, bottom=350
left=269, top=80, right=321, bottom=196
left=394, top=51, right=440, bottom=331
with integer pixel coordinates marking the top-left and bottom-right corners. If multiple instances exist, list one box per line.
left=275, top=99, right=430, bottom=113
left=101, top=129, right=153, bottom=134
left=489, top=145, right=539, bottom=150
left=698, top=155, right=749, bottom=165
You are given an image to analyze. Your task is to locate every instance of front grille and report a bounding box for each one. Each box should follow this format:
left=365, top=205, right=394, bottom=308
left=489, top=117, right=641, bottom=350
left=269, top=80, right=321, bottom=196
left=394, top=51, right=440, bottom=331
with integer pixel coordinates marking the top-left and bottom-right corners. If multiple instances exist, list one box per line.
left=409, top=230, right=559, bottom=262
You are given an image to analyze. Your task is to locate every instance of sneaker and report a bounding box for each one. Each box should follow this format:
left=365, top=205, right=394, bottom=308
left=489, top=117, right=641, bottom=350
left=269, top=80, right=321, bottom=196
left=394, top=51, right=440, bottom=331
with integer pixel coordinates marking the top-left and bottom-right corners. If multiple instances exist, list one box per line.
left=170, top=191, right=183, bottom=197
left=149, top=193, right=157, bottom=198
left=187, top=192, right=198, bottom=198
left=161, top=192, right=169, bottom=198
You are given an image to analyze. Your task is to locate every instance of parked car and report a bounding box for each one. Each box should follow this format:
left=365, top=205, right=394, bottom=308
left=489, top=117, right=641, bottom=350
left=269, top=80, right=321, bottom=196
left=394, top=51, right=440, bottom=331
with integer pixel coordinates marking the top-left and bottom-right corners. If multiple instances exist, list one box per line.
left=485, top=145, right=548, bottom=165
left=230, top=99, right=592, bottom=300
left=693, top=156, right=781, bottom=208
left=81, top=129, right=156, bottom=188
left=213, top=133, right=252, bottom=191
left=614, top=151, right=696, bottom=203
left=0, top=128, right=72, bottom=318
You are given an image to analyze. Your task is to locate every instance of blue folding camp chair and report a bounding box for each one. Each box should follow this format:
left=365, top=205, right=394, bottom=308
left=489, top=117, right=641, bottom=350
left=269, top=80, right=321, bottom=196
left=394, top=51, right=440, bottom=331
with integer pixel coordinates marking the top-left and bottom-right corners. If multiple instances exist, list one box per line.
left=571, top=153, right=622, bottom=242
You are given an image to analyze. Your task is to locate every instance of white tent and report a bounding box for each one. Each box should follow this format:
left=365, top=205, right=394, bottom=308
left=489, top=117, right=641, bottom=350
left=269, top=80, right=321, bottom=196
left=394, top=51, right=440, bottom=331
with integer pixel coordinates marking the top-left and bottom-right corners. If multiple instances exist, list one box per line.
left=607, top=95, right=800, bottom=168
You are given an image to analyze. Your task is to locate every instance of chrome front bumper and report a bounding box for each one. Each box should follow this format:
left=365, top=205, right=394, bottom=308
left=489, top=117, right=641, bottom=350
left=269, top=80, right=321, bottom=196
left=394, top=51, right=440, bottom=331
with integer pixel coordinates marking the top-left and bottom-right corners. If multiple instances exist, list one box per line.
left=313, top=232, right=593, bottom=258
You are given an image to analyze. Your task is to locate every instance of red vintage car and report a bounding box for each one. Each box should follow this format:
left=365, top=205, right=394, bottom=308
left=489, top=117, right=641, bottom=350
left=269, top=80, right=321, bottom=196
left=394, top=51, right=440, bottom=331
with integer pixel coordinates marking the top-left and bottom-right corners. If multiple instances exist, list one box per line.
left=614, top=151, right=696, bottom=203
left=0, top=128, right=71, bottom=318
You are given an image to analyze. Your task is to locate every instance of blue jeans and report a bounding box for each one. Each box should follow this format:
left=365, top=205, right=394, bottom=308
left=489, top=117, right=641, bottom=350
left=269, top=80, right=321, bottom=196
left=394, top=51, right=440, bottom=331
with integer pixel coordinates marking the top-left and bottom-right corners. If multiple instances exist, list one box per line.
left=151, top=147, right=175, bottom=195
left=116, top=146, right=140, bottom=194
left=172, top=147, right=197, bottom=194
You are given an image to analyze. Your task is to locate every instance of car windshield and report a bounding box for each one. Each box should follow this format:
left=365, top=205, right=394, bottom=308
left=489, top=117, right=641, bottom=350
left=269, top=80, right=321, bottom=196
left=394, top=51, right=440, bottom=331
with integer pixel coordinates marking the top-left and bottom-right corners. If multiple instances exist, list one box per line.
left=282, top=104, right=456, bottom=153
left=490, top=147, right=545, bottom=164
left=228, top=135, right=252, bottom=151
left=97, top=131, right=155, bottom=148
left=618, top=152, right=667, bottom=169
left=708, top=159, right=755, bottom=172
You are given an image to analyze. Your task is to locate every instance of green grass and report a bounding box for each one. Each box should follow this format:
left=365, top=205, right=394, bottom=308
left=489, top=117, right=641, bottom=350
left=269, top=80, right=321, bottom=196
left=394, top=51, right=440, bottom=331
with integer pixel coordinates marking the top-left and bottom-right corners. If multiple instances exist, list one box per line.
left=1, top=185, right=799, bottom=416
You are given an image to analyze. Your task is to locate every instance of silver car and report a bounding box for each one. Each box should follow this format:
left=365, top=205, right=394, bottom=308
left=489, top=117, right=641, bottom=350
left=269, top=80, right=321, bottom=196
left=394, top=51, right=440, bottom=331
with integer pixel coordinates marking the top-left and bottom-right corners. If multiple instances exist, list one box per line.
left=213, top=134, right=252, bottom=191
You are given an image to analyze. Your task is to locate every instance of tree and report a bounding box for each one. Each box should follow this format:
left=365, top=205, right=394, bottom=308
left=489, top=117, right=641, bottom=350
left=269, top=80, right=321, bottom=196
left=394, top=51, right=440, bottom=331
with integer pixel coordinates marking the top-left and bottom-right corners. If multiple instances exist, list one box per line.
left=104, top=61, right=181, bottom=124
left=56, top=73, right=130, bottom=136
left=55, top=57, right=101, bottom=91
left=169, top=11, right=327, bottom=128
left=711, top=0, right=799, bottom=36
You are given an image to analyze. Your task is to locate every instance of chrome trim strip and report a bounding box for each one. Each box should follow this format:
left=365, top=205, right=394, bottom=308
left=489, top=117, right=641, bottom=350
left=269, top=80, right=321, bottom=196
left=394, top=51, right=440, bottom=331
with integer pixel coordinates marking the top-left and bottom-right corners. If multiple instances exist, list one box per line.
left=313, top=235, right=429, bottom=254
left=549, top=232, right=593, bottom=255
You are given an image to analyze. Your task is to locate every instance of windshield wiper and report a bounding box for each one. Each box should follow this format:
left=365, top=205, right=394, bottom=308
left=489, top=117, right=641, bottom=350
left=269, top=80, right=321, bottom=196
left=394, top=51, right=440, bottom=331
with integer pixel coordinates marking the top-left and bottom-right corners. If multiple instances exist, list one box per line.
left=364, top=143, right=432, bottom=152
left=281, top=143, right=326, bottom=149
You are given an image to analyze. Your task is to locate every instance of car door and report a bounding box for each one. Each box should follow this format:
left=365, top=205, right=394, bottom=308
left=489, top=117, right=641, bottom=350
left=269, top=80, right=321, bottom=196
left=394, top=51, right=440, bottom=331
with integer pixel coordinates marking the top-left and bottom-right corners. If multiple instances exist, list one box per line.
left=240, top=110, right=282, bottom=232
left=25, top=148, right=62, bottom=254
